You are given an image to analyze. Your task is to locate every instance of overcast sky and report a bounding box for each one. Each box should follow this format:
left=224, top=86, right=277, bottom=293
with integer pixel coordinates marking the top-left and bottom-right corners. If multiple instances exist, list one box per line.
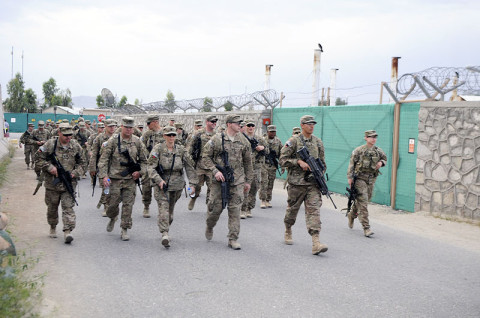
left=1, top=0, right=478, bottom=108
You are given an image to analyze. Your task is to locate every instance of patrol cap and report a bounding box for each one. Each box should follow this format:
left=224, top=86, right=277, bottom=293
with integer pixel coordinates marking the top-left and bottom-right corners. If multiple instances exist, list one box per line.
left=85, top=120, right=91, bottom=124
left=59, top=123, right=73, bottom=135
left=206, top=115, right=218, bottom=122
left=163, top=126, right=177, bottom=136
left=137, top=124, right=144, bottom=128
left=245, top=118, right=256, bottom=125
left=146, top=114, right=159, bottom=124
left=194, top=120, right=203, bottom=126
left=122, top=117, right=135, bottom=127
left=97, top=122, right=105, bottom=128
left=62, top=119, right=69, bottom=123
left=267, top=125, right=276, bottom=132
left=300, top=115, right=317, bottom=124
left=38, top=120, right=45, bottom=126
left=78, top=122, right=86, bottom=128
left=106, top=119, right=118, bottom=127
left=174, top=123, right=184, bottom=129
left=169, top=117, right=175, bottom=121
left=292, top=127, right=301, bottom=134
left=365, top=130, right=378, bottom=137
left=28, top=123, right=34, bottom=127
left=225, top=114, right=242, bottom=124
left=77, top=117, right=85, bottom=122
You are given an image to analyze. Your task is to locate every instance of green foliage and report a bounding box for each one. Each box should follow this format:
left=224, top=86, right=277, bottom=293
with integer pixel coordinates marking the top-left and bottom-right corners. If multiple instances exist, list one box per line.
left=202, top=97, right=213, bottom=112
left=164, top=90, right=176, bottom=113
left=96, top=95, right=105, bottom=108
left=58, top=88, right=73, bottom=108
left=223, top=101, right=234, bottom=111
left=42, top=78, right=59, bottom=108
left=23, top=89, right=38, bottom=112
left=118, top=95, right=128, bottom=108
left=5, top=73, right=26, bottom=112
left=134, top=98, right=140, bottom=106
left=335, top=97, right=347, bottom=106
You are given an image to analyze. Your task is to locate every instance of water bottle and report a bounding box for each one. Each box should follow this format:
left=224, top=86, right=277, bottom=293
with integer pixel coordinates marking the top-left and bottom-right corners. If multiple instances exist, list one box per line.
left=187, top=187, right=195, bottom=198
left=104, top=179, right=111, bottom=195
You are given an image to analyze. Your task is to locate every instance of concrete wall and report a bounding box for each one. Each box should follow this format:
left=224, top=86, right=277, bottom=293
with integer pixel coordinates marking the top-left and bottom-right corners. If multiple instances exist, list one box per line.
left=415, top=101, right=480, bottom=220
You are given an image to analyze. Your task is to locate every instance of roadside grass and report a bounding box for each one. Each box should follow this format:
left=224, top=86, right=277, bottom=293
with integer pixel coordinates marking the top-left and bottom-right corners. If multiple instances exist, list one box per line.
left=0, top=145, right=44, bottom=317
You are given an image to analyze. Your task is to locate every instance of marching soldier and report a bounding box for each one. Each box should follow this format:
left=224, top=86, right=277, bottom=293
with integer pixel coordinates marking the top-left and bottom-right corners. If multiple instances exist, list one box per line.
left=186, top=115, right=218, bottom=210
left=98, top=117, right=148, bottom=241
left=201, top=114, right=253, bottom=250
left=279, top=115, right=328, bottom=255
left=146, top=126, right=198, bottom=248
left=260, top=125, right=283, bottom=209
left=35, top=123, right=85, bottom=243
left=73, top=122, right=91, bottom=178
left=32, top=120, right=51, bottom=178
left=20, top=123, right=36, bottom=169
left=346, top=130, right=387, bottom=237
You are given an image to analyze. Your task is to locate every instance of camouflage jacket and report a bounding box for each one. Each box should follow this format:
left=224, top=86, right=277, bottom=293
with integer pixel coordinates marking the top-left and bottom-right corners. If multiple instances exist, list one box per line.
left=73, top=129, right=91, bottom=149
left=20, top=130, right=36, bottom=146
left=35, top=138, right=85, bottom=190
left=32, top=129, right=51, bottom=146
left=97, top=134, right=148, bottom=180
left=242, top=133, right=268, bottom=167
left=347, top=144, right=387, bottom=179
left=262, top=135, right=283, bottom=170
left=185, top=128, right=215, bottom=170
left=147, top=143, right=198, bottom=191
left=141, top=129, right=164, bottom=154
left=88, top=133, right=113, bottom=173
left=201, top=132, right=253, bottom=186
left=279, top=134, right=326, bottom=186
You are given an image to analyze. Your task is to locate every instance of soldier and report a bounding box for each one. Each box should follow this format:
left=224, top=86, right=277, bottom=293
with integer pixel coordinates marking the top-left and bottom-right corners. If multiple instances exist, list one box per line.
left=168, top=117, right=175, bottom=127
left=346, top=130, right=387, bottom=237
left=136, top=124, right=144, bottom=134
left=32, top=120, right=51, bottom=178
left=50, top=120, right=62, bottom=138
left=260, top=125, right=283, bottom=209
left=140, top=115, right=164, bottom=218
left=85, top=120, right=94, bottom=133
left=35, top=123, right=85, bottom=243
left=89, top=119, right=117, bottom=216
left=174, top=123, right=188, bottom=146
left=186, top=115, right=218, bottom=210
left=19, top=123, right=36, bottom=169
left=282, top=126, right=303, bottom=189
left=240, top=118, right=267, bottom=219
left=147, top=126, right=198, bottom=248
left=98, top=117, right=148, bottom=241
left=73, top=122, right=91, bottom=177
left=201, top=114, right=253, bottom=250
left=279, top=115, right=328, bottom=255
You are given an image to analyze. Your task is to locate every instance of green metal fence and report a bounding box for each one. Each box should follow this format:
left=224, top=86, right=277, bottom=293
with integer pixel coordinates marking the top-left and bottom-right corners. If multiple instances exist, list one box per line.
left=4, top=113, right=107, bottom=133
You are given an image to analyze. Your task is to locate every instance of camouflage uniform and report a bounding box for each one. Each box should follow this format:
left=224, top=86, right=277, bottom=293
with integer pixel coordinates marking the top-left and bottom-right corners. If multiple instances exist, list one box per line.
left=347, top=130, right=387, bottom=235
left=35, top=126, right=85, bottom=240
left=32, top=123, right=52, bottom=178
left=20, top=125, right=36, bottom=168
left=260, top=127, right=283, bottom=206
left=98, top=122, right=148, bottom=236
left=147, top=130, right=198, bottom=246
left=279, top=115, right=328, bottom=254
left=201, top=115, right=253, bottom=247
left=73, top=126, right=91, bottom=175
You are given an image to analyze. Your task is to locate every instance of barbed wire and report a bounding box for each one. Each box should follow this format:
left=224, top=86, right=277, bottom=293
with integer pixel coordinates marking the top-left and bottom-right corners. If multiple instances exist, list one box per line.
left=397, top=66, right=480, bottom=97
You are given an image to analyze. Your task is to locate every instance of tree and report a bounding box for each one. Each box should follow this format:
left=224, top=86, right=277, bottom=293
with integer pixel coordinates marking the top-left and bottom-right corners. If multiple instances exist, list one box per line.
left=4, top=73, right=26, bottom=112
left=23, top=88, right=38, bottom=112
left=58, top=88, right=73, bottom=108
left=42, top=77, right=59, bottom=108
left=202, top=97, right=213, bottom=112
left=335, top=97, right=347, bottom=106
left=118, top=96, right=128, bottom=108
left=96, top=95, right=105, bottom=108
left=223, top=101, right=234, bottom=111
left=134, top=98, right=141, bottom=106
left=164, top=90, right=176, bottom=113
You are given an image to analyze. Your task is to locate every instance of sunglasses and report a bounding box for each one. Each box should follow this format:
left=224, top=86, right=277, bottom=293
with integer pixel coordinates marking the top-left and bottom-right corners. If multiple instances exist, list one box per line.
left=210, top=120, right=218, bottom=123
left=165, top=134, right=176, bottom=137
left=63, top=134, right=73, bottom=137
left=246, top=124, right=255, bottom=127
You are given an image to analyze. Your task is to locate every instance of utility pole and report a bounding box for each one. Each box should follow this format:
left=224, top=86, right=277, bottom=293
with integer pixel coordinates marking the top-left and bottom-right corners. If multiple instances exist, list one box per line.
left=22, top=50, right=24, bottom=79
left=329, top=68, right=338, bottom=106
left=265, top=64, right=273, bottom=91
left=311, top=45, right=322, bottom=106
left=11, top=47, right=14, bottom=79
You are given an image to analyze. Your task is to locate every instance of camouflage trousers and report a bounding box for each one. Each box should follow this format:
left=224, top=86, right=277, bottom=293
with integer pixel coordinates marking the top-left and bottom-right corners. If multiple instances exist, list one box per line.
left=24, top=145, right=35, bottom=165
left=192, top=167, right=212, bottom=205
left=81, top=148, right=88, bottom=176
left=284, top=184, right=322, bottom=235
left=241, top=169, right=261, bottom=211
left=142, top=176, right=153, bottom=207
left=106, top=178, right=137, bottom=229
left=45, top=187, right=77, bottom=231
left=153, top=186, right=183, bottom=233
left=259, top=167, right=276, bottom=201
left=207, top=182, right=245, bottom=241
left=96, top=177, right=109, bottom=207
left=351, top=178, right=375, bottom=230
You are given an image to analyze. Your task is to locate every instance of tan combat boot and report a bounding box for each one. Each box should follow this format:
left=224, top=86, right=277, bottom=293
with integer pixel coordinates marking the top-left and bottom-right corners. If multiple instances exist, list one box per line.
left=102, top=207, right=107, bottom=217
left=311, top=233, right=328, bottom=255
left=228, top=240, right=241, bottom=250
left=364, top=228, right=374, bottom=237
left=49, top=226, right=57, bottom=238
left=143, top=206, right=150, bottom=218
left=161, top=232, right=170, bottom=248
left=284, top=227, right=293, bottom=245
left=347, top=212, right=354, bottom=229
left=246, top=210, right=252, bottom=218
left=64, top=230, right=74, bottom=244
left=240, top=211, right=247, bottom=219
left=106, top=217, right=117, bottom=232
left=121, top=228, right=129, bottom=241
left=205, top=226, right=213, bottom=241
left=188, top=197, right=196, bottom=210
left=266, top=201, right=272, bottom=208
left=260, top=201, right=267, bottom=209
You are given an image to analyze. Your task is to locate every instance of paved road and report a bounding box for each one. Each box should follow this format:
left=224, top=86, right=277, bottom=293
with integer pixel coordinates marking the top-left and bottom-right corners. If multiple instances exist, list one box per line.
left=27, top=175, right=479, bottom=318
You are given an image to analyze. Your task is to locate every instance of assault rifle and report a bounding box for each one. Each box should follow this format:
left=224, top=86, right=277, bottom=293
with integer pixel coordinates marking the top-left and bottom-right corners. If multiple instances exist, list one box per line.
left=92, top=150, right=101, bottom=196
left=119, top=148, right=143, bottom=195
left=297, top=147, right=337, bottom=209
left=215, top=134, right=234, bottom=210
left=266, top=149, right=282, bottom=175
left=77, top=132, right=88, bottom=147
left=155, top=153, right=175, bottom=200
left=343, top=173, right=358, bottom=216
left=46, top=150, right=78, bottom=205
left=243, top=133, right=266, bottom=158
left=190, top=134, right=202, bottom=168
